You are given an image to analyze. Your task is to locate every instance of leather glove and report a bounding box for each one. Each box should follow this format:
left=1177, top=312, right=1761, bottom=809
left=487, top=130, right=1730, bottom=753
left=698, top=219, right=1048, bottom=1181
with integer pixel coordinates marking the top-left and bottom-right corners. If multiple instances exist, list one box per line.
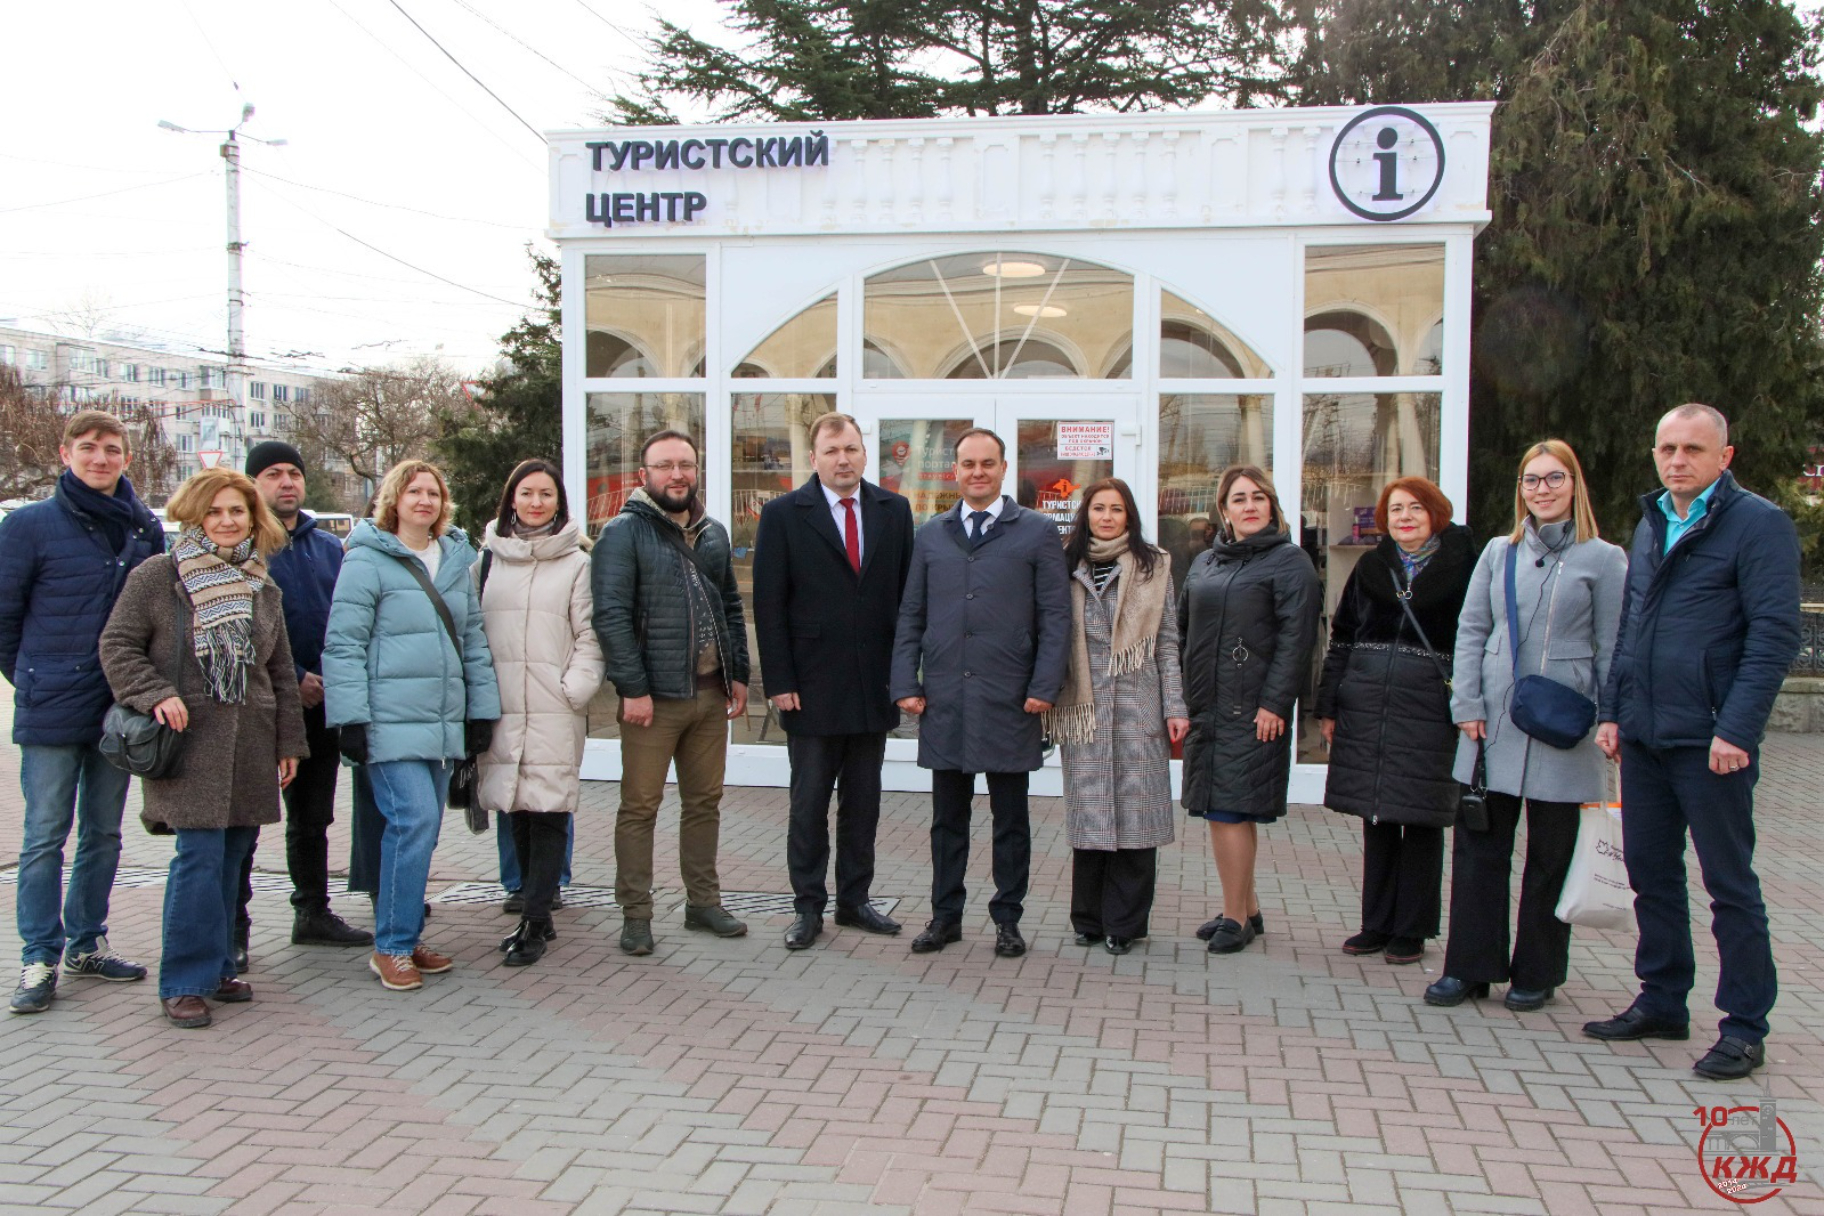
left=337, top=723, right=368, bottom=765
left=465, top=719, right=496, bottom=757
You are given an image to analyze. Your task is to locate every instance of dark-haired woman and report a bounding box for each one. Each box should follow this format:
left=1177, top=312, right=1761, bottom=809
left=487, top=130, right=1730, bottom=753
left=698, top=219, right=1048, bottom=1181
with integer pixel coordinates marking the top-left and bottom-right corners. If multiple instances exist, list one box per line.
left=1179, top=466, right=1319, bottom=954
left=1315, top=477, right=1475, bottom=965
left=1048, top=480, right=1187, bottom=954
left=475, top=459, right=604, bottom=966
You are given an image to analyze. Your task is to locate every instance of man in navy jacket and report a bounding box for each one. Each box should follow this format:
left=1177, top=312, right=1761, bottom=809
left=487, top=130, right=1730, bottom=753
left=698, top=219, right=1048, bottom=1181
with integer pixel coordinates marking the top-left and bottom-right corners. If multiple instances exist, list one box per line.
left=1585, top=404, right=1802, bottom=1080
left=0, top=411, right=165, bottom=1014
left=238, top=442, right=371, bottom=955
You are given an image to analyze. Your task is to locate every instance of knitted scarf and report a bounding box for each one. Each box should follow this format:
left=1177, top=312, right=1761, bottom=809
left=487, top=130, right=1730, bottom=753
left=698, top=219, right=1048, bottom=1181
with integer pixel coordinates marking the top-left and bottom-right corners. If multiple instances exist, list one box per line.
left=1396, top=534, right=1442, bottom=583
left=172, top=526, right=268, bottom=703
left=1044, top=536, right=1169, bottom=745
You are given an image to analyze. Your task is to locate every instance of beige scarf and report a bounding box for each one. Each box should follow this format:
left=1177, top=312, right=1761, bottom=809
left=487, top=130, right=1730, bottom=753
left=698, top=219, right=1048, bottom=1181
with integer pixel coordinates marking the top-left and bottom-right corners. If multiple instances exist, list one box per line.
left=1044, top=537, right=1169, bottom=745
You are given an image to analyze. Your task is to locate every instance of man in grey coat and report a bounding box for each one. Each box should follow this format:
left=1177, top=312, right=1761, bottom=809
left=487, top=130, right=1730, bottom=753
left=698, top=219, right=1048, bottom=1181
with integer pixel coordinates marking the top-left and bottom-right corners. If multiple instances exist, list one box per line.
left=891, top=428, right=1071, bottom=957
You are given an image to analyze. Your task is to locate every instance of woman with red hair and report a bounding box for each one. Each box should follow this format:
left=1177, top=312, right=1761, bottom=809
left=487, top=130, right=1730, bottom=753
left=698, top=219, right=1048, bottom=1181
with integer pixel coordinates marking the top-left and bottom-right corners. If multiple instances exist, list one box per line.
left=1314, top=476, right=1474, bottom=965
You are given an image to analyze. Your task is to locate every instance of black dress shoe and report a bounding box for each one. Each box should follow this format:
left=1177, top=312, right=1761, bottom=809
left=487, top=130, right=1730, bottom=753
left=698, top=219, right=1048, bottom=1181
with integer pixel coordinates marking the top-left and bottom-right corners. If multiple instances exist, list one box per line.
left=1198, top=912, right=1266, bottom=942
left=292, top=909, right=374, bottom=947
left=1383, top=937, right=1425, bottom=965
left=1341, top=930, right=1391, bottom=955
left=910, top=921, right=962, bottom=953
left=233, top=925, right=250, bottom=973
left=994, top=923, right=1026, bottom=958
left=1073, top=931, right=1100, bottom=946
left=1582, top=1003, right=1691, bottom=1041
left=502, top=919, right=549, bottom=967
left=1693, top=1035, right=1765, bottom=1080
left=1423, top=976, right=1489, bottom=1007
left=834, top=904, right=901, bottom=935
left=1503, top=986, right=1554, bottom=1012
left=784, top=915, right=823, bottom=950
left=1104, top=936, right=1131, bottom=955
left=1206, top=917, right=1256, bottom=955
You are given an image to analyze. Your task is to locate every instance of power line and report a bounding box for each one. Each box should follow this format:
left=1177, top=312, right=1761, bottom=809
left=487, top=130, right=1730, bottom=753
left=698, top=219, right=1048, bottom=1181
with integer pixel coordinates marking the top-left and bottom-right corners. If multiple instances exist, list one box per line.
left=236, top=164, right=538, bottom=230
left=571, top=0, right=647, bottom=52
left=382, top=0, right=545, bottom=143
left=0, top=174, right=210, bottom=216
left=252, top=252, right=528, bottom=295
left=174, top=0, right=242, bottom=93
left=446, top=0, right=626, bottom=97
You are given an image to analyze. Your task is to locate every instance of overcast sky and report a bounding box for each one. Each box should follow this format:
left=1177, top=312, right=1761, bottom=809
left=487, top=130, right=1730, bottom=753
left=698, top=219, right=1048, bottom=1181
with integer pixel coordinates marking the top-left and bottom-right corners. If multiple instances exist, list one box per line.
left=1, top=0, right=725, bottom=376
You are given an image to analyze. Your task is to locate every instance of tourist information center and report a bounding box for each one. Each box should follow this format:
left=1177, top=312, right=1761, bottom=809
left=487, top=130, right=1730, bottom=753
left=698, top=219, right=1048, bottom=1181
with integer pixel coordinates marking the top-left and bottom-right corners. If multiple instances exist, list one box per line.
left=548, top=103, right=1494, bottom=798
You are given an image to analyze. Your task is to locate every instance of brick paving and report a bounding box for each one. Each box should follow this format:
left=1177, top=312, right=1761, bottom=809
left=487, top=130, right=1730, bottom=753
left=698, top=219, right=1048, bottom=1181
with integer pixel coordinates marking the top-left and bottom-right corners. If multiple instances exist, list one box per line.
left=2, top=689, right=1822, bottom=1214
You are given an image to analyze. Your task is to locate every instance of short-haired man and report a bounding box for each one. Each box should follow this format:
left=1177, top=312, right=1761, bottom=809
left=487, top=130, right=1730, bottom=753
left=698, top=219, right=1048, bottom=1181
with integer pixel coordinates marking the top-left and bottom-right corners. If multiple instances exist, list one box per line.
left=890, top=427, right=1071, bottom=957
left=1586, top=404, right=1802, bottom=1080
left=753, top=413, right=915, bottom=949
left=592, top=430, right=752, bottom=956
left=0, top=411, right=166, bottom=1013
left=241, top=441, right=371, bottom=952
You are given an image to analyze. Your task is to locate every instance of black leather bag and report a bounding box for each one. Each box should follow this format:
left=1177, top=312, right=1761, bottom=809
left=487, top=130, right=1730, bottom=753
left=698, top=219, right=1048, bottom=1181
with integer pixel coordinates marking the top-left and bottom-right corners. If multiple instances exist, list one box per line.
left=99, top=592, right=190, bottom=780
left=1505, top=544, right=1597, bottom=750
left=1457, top=740, right=1489, bottom=832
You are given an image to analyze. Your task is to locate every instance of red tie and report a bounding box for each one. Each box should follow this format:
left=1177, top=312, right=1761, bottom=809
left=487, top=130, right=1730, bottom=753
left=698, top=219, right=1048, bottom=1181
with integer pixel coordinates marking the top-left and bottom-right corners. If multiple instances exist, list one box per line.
left=840, top=496, right=860, bottom=573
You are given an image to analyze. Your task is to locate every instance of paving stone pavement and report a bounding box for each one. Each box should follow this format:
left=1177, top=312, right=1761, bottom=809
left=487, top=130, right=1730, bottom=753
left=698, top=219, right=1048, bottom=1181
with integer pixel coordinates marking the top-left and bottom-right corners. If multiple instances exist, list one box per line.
left=2, top=688, right=1822, bottom=1214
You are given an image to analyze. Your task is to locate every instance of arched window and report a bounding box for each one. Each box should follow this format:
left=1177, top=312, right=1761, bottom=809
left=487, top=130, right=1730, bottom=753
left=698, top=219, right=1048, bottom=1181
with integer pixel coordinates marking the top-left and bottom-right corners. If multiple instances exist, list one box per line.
left=1304, top=311, right=1397, bottom=378
left=587, top=332, right=657, bottom=378
left=1412, top=320, right=1444, bottom=375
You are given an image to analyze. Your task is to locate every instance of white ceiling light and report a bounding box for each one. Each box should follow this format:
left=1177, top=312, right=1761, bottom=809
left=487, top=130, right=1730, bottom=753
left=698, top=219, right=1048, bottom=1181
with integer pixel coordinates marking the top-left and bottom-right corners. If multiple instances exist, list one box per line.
left=1012, top=304, right=1067, bottom=318
left=983, top=259, right=1047, bottom=278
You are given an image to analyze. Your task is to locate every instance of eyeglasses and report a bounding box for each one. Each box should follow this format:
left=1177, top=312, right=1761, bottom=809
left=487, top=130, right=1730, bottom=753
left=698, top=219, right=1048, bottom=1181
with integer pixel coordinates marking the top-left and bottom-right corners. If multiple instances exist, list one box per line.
left=645, top=461, right=699, bottom=475
left=1520, top=471, right=1569, bottom=490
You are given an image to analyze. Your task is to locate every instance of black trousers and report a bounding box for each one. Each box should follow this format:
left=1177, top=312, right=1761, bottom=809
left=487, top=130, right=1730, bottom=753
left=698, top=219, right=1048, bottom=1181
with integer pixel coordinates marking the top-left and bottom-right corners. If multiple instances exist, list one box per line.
left=1070, top=848, right=1157, bottom=939
left=509, top=810, right=571, bottom=921
left=786, top=732, right=886, bottom=918
left=347, top=764, right=384, bottom=898
left=929, top=769, right=1030, bottom=926
left=1361, top=820, right=1445, bottom=940
left=234, top=705, right=341, bottom=926
left=1441, top=792, right=1578, bottom=988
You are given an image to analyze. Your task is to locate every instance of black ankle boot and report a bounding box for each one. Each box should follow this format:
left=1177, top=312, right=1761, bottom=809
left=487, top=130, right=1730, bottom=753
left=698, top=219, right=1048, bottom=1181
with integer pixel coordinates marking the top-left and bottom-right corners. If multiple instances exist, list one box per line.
left=502, top=919, right=548, bottom=967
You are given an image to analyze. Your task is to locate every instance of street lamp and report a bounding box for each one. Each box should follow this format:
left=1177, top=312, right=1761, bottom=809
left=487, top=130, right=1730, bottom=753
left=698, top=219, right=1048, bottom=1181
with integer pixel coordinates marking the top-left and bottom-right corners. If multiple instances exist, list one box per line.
left=158, top=104, right=287, bottom=471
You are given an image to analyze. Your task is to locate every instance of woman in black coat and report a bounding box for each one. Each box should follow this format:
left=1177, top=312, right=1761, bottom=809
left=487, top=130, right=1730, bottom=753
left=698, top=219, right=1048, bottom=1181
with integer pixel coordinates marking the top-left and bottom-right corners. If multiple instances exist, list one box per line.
left=1179, top=466, right=1319, bottom=954
left=1314, top=476, right=1474, bottom=965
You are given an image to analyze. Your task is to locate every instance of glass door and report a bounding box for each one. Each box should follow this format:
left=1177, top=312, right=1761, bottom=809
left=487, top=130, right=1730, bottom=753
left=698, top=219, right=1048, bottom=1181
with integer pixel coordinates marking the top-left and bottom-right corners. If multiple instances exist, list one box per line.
left=994, top=396, right=1141, bottom=542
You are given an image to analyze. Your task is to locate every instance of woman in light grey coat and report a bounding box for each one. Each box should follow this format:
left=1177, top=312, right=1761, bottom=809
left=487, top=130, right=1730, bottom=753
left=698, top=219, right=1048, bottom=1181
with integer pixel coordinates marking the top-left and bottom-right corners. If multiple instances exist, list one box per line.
left=1426, top=440, right=1627, bottom=1013
left=1048, top=480, right=1188, bottom=955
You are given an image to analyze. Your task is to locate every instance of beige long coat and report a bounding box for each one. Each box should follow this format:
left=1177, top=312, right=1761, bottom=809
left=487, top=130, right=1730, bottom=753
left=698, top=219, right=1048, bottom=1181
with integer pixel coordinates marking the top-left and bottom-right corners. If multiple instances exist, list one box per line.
left=475, top=520, right=604, bottom=815
left=99, top=555, right=307, bottom=832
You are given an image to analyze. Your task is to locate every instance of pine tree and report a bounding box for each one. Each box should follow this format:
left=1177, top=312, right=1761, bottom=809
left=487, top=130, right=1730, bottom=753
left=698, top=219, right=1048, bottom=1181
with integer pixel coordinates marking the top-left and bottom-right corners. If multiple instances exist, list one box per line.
left=1295, top=0, right=1824, bottom=539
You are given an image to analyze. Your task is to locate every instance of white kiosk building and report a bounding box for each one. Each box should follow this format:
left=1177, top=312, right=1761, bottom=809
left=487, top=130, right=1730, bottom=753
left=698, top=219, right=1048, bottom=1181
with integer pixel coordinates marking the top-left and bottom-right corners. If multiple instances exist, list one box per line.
left=547, top=103, right=1494, bottom=799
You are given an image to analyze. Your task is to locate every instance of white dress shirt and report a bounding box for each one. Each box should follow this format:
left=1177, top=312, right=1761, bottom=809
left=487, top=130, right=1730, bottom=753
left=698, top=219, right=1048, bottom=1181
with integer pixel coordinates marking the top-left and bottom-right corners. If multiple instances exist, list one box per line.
left=956, top=495, right=1005, bottom=541
left=822, top=480, right=864, bottom=562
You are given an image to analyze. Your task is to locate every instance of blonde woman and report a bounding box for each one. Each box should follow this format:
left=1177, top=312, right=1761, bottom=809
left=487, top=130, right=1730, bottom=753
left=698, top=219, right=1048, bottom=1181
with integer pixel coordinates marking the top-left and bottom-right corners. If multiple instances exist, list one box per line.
left=100, top=468, right=305, bottom=1028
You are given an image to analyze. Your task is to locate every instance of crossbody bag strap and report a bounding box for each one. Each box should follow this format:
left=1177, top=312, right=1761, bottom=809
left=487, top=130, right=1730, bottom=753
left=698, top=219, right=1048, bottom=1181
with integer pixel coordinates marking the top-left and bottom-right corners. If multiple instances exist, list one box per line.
left=1387, top=567, right=1452, bottom=690
left=1505, top=537, right=1566, bottom=678
left=390, top=552, right=462, bottom=659
left=653, top=515, right=717, bottom=580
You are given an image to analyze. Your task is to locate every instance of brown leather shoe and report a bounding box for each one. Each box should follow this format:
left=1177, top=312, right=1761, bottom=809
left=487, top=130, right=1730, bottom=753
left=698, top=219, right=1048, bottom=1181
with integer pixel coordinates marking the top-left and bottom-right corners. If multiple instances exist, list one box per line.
left=369, top=952, right=422, bottom=991
left=410, top=944, right=453, bottom=974
left=213, top=979, right=253, bottom=1003
left=161, top=995, right=212, bottom=1028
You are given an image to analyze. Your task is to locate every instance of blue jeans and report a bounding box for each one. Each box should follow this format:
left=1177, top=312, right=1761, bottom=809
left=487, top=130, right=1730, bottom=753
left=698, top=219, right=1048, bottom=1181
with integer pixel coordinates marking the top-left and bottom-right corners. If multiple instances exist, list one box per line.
left=161, top=826, right=257, bottom=998
left=368, top=760, right=450, bottom=956
left=17, top=743, right=132, bottom=965
left=495, top=812, right=573, bottom=891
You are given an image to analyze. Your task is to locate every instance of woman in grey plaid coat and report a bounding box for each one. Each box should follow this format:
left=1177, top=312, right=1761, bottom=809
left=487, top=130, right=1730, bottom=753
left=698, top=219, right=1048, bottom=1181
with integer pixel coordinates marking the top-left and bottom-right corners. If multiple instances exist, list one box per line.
left=1048, top=480, right=1188, bottom=955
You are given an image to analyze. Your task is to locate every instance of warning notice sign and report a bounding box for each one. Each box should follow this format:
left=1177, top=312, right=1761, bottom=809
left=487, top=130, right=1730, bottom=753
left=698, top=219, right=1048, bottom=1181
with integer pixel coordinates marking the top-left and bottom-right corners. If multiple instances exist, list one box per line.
left=1056, top=421, right=1114, bottom=459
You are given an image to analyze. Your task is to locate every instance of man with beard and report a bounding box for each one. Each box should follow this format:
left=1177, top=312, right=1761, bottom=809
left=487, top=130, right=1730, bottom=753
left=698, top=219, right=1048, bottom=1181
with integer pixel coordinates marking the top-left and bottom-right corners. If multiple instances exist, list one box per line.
left=591, top=430, right=751, bottom=956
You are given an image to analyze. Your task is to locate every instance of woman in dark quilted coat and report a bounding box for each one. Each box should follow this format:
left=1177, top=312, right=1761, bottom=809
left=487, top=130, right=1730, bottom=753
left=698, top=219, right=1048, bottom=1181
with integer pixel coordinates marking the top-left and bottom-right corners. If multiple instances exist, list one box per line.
left=1314, top=477, right=1474, bottom=966
left=1179, top=466, right=1318, bottom=955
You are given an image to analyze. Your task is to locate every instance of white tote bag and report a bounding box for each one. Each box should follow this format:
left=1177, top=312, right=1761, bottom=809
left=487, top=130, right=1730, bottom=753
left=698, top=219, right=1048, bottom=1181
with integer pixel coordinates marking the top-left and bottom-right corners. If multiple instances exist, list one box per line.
left=1555, top=770, right=1634, bottom=930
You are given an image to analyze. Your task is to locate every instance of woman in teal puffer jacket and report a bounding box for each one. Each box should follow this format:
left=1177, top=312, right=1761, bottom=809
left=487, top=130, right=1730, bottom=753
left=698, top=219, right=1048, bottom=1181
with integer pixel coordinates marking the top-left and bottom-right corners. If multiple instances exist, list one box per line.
left=323, top=460, right=499, bottom=993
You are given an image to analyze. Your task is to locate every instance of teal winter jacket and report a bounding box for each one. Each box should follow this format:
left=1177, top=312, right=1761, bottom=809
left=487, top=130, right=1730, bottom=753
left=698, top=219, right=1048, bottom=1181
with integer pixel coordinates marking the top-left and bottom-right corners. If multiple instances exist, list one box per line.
left=323, top=520, right=500, bottom=763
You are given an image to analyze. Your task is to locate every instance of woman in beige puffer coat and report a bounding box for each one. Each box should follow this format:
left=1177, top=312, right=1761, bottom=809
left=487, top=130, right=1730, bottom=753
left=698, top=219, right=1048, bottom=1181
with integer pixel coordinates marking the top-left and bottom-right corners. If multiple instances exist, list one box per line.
left=475, top=460, right=604, bottom=966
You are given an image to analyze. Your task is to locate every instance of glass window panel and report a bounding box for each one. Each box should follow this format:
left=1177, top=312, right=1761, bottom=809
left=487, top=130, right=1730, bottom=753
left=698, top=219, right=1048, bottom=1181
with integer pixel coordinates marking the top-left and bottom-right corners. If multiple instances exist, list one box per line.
left=1297, top=391, right=1441, bottom=764
left=863, top=252, right=1133, bottom=380
left=1302, top=244, right=1445, bottom=377
left=729, top=392, right=837, bottom=747
left=1159, top=291, right=1273, bottom=378
left=584, top=254, right=707, bottom=378
left=584, top=391, right=706, bottom=741
left=1016, top=419, right=1114, bottom=541
left=738, top=294, right=837, bottom=378
left=1157, top=393, right=1273, bottom=589
left=878, top=418, right=974, bottom=526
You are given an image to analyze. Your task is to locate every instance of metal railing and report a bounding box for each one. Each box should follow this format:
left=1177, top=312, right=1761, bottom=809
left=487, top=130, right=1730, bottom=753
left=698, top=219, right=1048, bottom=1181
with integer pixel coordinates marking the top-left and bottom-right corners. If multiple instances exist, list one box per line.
left=1793, top=612, right=1823, bottom=677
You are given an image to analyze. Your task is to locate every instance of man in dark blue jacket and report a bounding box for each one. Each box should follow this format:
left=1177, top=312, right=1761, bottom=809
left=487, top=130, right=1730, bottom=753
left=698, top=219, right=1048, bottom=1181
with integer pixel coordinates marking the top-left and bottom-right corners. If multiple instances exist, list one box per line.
left=0, top=411, right=165, bottom=1014
left=237, top=442, right=371, bottom=954
left=1585, top=404, right=1802, bottom=1080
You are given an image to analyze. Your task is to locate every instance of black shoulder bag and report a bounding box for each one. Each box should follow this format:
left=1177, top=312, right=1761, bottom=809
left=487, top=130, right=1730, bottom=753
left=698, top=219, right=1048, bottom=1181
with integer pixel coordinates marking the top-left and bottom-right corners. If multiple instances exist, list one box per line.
left=390, top=553, right=487, bottom=831
left=1387, top=568, right=1486, bottom=829
left=101, top=590, right=191, bottom=781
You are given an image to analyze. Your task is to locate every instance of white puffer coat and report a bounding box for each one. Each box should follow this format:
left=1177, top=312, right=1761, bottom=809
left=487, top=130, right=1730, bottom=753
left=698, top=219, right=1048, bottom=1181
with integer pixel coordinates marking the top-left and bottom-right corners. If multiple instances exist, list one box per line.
left=475, top=519, right=604, bottom=814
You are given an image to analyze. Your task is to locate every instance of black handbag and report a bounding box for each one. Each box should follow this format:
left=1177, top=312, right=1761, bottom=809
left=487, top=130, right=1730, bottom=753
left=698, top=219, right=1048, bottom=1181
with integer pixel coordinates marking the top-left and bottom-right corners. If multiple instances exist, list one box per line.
left=99, top=593, right=190, bottom=780
left=390, top=551, right=489, bottom=833
left=1504, top=543, right=1597, bottom=750
left=1457, top=740, right=1490, bottom=832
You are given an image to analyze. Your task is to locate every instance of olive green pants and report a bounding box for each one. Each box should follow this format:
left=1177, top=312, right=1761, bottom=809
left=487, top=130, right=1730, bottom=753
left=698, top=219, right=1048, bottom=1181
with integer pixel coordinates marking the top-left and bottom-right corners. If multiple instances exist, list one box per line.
left=614, top=686, right=727, bottom=920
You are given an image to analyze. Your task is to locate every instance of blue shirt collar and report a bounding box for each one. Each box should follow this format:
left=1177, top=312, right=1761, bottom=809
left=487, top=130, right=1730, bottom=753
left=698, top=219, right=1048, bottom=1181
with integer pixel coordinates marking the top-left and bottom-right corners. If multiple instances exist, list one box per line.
left=1658, top=476, right=1719, bottom=526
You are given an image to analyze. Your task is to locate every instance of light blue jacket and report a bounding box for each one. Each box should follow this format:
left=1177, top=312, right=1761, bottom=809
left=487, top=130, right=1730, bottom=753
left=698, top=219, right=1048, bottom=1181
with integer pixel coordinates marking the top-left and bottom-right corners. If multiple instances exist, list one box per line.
left=323, top=520, right=500, bottom=763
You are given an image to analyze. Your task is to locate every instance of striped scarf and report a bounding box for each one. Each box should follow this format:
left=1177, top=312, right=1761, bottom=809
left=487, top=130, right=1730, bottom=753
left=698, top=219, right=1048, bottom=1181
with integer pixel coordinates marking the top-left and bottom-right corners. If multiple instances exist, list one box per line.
left=172, top=526, right=268, bottom=704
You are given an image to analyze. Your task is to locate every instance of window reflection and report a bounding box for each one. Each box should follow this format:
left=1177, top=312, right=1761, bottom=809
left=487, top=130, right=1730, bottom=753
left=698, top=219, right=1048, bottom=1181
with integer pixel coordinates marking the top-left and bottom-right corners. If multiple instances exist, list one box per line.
left=739, top=294, right=837, bottom=378
left=863, top=252, right=1132, bottom=380
left=1302, top=244, right=1445, bottom=377
left=1157, top=394, right=1273, bottom=590
left=585, top=255, right=707, bottom=378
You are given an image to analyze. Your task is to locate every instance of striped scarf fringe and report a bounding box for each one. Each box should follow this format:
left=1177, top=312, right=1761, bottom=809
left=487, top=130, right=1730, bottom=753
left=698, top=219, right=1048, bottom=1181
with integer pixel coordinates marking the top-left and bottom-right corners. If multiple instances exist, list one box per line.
left=173, top=527, right=267, bottom=704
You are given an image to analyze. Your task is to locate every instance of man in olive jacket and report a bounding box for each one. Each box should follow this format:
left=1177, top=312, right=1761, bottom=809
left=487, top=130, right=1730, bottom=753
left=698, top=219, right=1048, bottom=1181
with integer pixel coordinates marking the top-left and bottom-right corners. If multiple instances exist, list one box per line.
left=890, top=428, right=1071, bottom=959
left=591, top=430, right=751, bottom=956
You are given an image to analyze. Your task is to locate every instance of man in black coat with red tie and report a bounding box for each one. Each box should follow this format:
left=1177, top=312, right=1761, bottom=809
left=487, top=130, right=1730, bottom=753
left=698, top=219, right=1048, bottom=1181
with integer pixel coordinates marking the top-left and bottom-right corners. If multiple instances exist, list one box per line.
left=753, top=412, right=915, bottom=949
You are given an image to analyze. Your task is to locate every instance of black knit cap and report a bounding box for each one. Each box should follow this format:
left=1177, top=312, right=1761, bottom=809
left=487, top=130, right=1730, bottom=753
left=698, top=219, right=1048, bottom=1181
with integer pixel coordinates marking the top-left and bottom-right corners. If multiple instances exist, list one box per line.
left=245, top=440, right=306, bottom=479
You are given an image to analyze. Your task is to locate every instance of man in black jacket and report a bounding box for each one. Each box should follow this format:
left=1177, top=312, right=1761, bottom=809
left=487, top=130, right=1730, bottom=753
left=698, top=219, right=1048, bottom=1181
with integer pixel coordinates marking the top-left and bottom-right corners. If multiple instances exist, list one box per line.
left=753, top=413, right=914, bottom=950
left=591, top=430, right=751, bottom=956
left=1585, top=404, right=1802, bottom=1081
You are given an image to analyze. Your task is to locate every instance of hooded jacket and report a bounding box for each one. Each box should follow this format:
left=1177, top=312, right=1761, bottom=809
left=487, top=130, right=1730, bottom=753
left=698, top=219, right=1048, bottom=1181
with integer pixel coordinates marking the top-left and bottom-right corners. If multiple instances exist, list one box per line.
left=322, top=519, right=500, bottom=764
left=475, top=518, right=604, bottom=814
